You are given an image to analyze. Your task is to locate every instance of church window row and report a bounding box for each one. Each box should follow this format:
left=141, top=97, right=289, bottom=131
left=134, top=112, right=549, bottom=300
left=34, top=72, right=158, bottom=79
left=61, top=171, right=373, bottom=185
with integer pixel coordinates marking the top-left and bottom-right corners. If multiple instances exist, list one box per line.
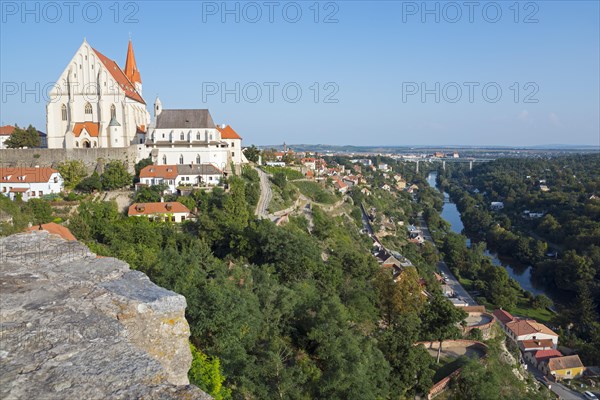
left=160, top=154, right=204, bottom=165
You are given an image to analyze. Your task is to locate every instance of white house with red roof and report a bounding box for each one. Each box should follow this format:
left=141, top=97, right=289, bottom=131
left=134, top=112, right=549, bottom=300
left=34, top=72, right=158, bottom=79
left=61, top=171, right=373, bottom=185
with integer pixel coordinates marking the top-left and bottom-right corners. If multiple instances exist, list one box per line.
left=128, top=201, right=192, bottom=223
left=46, top=39, right=150, bottom=149
left=0, top=167, right=63, bottom=201
left=138, top=164, right=223, bottom=194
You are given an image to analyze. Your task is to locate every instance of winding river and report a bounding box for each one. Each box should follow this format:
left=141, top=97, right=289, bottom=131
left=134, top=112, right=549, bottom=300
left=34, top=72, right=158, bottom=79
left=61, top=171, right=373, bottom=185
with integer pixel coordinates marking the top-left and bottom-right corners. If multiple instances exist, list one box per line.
left=426, top=172, right=548, bottom=297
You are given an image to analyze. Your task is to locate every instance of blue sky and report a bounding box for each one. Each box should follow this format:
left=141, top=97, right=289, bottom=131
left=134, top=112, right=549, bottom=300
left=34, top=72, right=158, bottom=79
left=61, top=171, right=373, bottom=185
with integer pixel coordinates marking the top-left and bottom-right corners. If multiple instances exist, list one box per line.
left=1, top=0, right=599, bottom=146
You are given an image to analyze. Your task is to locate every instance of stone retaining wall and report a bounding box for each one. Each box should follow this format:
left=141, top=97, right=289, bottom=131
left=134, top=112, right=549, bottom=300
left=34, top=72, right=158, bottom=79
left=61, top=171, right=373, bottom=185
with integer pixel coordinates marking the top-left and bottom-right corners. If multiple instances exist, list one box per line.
left=0, top=146, right=138, bottom=173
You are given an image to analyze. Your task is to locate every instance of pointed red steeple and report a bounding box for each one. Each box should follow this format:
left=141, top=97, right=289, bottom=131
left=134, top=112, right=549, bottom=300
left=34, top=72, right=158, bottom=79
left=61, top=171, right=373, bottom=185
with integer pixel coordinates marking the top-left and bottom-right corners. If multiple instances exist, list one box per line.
left=124, top=39, right=142, bottom=85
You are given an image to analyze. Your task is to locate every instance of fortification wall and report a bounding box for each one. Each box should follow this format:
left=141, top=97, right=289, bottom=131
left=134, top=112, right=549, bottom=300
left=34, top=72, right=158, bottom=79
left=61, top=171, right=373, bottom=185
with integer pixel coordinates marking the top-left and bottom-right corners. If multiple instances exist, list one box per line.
left=0, top=146, right=139, bottom=173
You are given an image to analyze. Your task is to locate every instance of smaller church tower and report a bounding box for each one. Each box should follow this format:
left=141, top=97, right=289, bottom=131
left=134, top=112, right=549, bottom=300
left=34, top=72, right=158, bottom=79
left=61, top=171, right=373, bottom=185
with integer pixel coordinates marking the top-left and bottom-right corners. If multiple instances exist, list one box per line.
left=108, top=114, right=123, bottom=148
left=154, top=97, right=162, bottom=118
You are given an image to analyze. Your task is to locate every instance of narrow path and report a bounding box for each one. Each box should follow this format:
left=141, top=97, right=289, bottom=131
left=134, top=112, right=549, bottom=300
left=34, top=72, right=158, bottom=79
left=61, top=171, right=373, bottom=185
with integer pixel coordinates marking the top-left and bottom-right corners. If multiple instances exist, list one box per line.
left=255, top=167, right=272, bottom=219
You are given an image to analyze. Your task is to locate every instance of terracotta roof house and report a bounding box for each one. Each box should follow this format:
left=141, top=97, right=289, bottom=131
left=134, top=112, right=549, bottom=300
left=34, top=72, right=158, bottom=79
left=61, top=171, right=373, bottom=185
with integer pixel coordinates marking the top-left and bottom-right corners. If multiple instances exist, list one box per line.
left=493, top=309, right=516, bottom=326
left=542, top=355, right=585, bottom=380
left=504, top=319, right=558, bottom=347
left=1, top=167, right=63, bottom=201
left=26, top=223, right=77, bottom=241
left=519, top=339, right=554, bottom=352
left=534, top=349, right=563, bottom=365
left=138, top=164, right=223, bottom=193
left=128, top=202, right=192, bottom=223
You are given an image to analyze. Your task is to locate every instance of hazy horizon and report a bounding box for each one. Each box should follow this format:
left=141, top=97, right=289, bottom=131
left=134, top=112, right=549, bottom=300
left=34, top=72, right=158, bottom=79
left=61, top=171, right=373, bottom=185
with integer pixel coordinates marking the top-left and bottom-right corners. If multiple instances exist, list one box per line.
left=1, top=1, right=599, bottom=146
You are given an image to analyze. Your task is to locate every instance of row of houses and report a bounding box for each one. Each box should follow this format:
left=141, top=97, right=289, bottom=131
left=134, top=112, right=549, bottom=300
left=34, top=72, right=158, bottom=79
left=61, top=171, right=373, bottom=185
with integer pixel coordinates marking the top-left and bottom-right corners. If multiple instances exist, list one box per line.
left=493, top=309, right=586, bottom=381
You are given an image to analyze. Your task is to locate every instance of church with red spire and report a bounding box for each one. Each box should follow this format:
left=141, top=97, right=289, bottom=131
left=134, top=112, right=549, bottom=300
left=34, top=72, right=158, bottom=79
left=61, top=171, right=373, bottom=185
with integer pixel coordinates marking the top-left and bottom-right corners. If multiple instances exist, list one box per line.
left=46, top=39, right=150, bottom=149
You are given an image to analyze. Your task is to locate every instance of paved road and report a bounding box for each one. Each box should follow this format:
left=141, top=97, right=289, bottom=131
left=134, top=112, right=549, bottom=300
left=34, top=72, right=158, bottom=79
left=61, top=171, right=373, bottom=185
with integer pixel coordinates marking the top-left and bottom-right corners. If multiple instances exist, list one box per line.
left=255, top=167, right=272, bottom=219
left=524, top=360, right=584, bottom=399
left=418, top=216, right=477, bottom=306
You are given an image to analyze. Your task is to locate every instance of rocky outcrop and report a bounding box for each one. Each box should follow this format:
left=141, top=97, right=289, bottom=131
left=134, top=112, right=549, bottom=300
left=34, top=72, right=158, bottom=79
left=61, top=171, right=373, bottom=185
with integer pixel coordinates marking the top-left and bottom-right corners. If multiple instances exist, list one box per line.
left=0, top=232, right=210, bottom=400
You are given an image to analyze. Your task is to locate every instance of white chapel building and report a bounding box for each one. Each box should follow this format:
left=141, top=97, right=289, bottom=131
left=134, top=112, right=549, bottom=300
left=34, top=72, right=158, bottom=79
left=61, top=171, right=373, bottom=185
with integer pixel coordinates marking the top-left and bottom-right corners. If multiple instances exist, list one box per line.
left=46, top=39, right=150, bottom=149
left=142, top=98, right=246, bottom=172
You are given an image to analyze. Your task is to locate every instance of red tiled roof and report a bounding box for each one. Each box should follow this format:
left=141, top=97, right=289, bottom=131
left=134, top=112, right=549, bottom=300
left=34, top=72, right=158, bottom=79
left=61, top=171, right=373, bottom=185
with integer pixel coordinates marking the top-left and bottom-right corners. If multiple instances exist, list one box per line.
left=534, top=349, right=563, bottom=362
left=547, top=355, right=584, bottom=371
left=216, top=124, right=242, bottom=140
left=493, top=309, right=515, bottom=325
left=136, top=125, right=147, bottom=133
left=128, top=202, right=190, bottom=216
left=1, top=167, right=58, bottom=183
left=332, top=176, right=347, bottom=189
left=26, top=223, right=77, bottom=241
left=9, top=188, right=28, bottom=193
left=139, top=165, right=178, bottom=179
left=521, top=339, right=554, bottom=349
left=0, top=125, right=15, bottom=136
left=506, top=319, right=558, bottom=338
left=73, top=122, right=99, bottom=137
left=92, top=48, right=145, bottom=104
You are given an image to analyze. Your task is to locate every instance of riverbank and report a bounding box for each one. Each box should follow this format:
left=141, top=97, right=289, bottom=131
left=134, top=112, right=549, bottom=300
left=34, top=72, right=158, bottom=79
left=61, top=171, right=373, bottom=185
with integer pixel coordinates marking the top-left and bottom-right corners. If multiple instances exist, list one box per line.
left=426, top=172, right=556, bottom=322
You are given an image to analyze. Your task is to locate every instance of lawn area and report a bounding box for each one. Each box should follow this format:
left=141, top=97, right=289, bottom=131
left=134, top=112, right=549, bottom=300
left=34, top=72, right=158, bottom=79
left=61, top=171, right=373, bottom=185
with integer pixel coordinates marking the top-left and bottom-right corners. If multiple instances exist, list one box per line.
left=292, top=181, right=338, bottom=204
left=511, top=298, right=554, bottom=323
left=261, top=166, right=304, bottom=180
left=458, top=277, right=553, bottom=322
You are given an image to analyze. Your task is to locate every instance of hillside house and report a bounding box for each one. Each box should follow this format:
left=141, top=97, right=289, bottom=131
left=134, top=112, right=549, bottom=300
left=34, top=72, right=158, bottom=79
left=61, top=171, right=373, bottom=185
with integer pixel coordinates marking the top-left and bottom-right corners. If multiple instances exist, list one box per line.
left=1, top=167, right=63, bottom=201
left=128, top=202, right=192, bottom=223
left=138, top=164, right=223, bottom=194
left=542, top=355, right=585, bottom=381
left=505, top=319, right=559, bottom=348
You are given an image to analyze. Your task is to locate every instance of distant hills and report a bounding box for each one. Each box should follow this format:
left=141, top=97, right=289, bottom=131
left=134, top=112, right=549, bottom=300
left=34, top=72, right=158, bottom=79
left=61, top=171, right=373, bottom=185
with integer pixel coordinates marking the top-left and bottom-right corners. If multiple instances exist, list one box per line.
left=258, top=144, right=599, bottom=154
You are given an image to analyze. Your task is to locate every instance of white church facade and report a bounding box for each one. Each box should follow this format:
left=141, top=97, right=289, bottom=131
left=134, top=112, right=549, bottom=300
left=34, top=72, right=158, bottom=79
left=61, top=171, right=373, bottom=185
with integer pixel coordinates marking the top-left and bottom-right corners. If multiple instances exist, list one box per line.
left=46, top=39, right=246, bottom=170
left=46, top=39, right=149, bottom=149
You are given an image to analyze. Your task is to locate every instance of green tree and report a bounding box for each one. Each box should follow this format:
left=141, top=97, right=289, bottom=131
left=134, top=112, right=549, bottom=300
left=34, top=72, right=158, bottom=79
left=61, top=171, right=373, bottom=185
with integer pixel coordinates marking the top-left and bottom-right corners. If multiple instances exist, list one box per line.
left=5, top=125, right=41, bottom=148
left=189, top=343, right=232, bottom=400
left=420, top=293, right=467, bottom=363
left=243, top=145, right=260, bottom=163
left=134, top=157, right=153, bottom=182
left=133, top=184, right=168, bottom=203
left=101, top=161, right=132, bottom=190
left=531, top=294, right=553, bottom=310
left=57, top=160, right=88, bottom=189
left=24, top=199, right=53, bottom=224
left=76, top=172, right=102, bottom=193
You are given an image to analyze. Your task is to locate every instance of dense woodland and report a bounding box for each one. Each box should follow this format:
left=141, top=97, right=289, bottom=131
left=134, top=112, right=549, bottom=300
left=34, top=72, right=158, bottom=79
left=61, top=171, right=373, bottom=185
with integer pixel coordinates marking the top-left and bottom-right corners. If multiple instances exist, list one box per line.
left=0, top=158, right=556, bottom=399
left=438, top=154, right=600, bottom=365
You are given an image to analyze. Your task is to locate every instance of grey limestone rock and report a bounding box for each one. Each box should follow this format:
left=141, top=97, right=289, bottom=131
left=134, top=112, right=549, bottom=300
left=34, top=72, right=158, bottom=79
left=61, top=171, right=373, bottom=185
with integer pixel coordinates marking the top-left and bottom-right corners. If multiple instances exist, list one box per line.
left=0, top=231, right=211, bottom=400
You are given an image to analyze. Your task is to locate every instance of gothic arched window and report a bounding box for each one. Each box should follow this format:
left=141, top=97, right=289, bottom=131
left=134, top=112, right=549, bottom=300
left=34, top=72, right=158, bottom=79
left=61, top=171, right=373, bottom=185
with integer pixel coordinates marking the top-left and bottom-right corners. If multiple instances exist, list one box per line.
left=180, top=132, right=184, bottom=141
left=162, top=155, right=167, bottom=165
left=196, top=132, right=201, bottom=140
left=110, top=104, right=116, bottom=119
left=85, top=102, right=92, bottom=115
left=61, top=104, right=67, bottom=121
left=179, top=154, right=184, bottom=164
left=196, top=154, right=201, bottom=164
